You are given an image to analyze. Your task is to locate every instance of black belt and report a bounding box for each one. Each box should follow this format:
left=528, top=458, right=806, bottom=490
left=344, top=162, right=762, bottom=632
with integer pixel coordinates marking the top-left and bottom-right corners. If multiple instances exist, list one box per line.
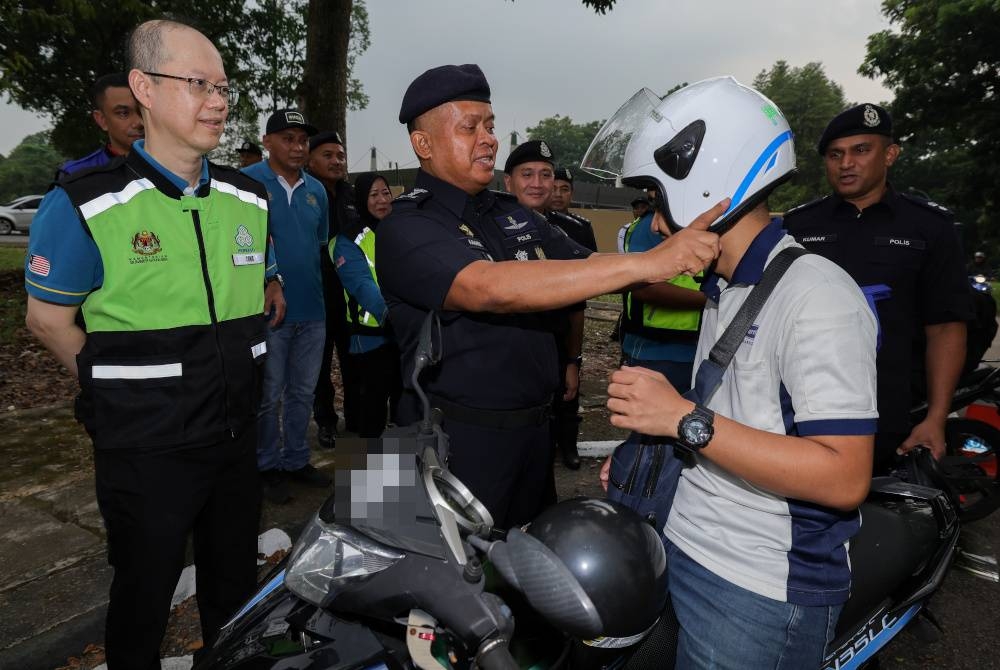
left=431, top=395, right=551, bottom=430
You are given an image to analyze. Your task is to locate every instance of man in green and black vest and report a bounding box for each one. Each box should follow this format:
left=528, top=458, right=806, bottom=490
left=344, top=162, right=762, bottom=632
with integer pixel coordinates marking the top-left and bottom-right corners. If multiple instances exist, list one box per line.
left=620, top=207, right=706, bottom=392
left=25, top=19, right=284, bottom=669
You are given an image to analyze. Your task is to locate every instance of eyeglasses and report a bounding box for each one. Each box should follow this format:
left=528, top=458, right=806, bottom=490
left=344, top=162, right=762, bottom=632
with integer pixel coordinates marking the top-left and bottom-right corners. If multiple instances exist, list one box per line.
left=143, top=71, right=238, bottom=106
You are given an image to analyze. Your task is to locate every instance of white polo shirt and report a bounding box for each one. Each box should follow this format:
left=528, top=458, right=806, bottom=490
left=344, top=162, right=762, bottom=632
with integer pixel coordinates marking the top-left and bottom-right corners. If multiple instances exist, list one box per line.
left=664, top=221, right=878, bottom=606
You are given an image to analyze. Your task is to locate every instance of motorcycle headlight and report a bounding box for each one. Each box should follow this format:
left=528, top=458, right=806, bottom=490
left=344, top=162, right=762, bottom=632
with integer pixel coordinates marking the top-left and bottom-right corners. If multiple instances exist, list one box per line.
left=285, top=512, right=405, bottom=608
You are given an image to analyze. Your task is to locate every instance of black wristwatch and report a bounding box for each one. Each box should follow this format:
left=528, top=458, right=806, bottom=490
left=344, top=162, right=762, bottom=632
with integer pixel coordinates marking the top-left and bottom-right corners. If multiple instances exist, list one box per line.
left=265, top=273, right=284, bottom=289
left=568, top=355, right=583, bottom=368
left=676, top=404, right=715, bottom=453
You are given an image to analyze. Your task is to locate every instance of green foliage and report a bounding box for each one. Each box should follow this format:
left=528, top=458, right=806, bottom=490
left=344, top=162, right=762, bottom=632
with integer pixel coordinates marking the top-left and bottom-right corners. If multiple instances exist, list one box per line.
left=240, top=0, right=307, bottom=115
left=346, top=0, right=371, bottom=111
left=0, top=132, right=65, bottom=203
left=526, top=115, right=605, bottom=183
left=753, top=61, right=848, bottom=212
left=861, top=0, right=999, bottom=253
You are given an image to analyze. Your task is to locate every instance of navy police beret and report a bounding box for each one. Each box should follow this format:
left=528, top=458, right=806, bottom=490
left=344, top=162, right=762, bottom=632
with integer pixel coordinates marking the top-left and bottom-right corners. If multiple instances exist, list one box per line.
left=399, top=64, right=492, bottom=125
left=504, top=140, right=555, bottom=174
left=553, top=167, right=574, bottom=183
left=237, top=140, right=262, bottom=155
left=817, top=103, right=894, bottom=155
left=309, top=130, right=345, bottom=153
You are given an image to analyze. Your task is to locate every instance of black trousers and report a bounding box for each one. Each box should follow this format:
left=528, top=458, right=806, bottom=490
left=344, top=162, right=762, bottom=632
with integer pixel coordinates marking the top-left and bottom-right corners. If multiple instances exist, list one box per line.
left=352, top=343, right=402, bottom=438
left=441, top=416, right=551, bottom=529
left=94, top=429, right=261, bottom=670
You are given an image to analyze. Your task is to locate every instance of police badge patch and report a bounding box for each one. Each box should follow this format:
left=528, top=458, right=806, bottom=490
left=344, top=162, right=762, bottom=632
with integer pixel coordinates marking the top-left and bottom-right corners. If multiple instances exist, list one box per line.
left=863, top=104, right=880, bottom=128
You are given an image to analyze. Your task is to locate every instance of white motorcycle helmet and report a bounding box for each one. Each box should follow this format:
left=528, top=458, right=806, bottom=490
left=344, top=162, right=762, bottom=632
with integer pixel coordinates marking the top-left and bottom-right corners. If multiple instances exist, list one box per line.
left=581, top=76, right=795, bottom=233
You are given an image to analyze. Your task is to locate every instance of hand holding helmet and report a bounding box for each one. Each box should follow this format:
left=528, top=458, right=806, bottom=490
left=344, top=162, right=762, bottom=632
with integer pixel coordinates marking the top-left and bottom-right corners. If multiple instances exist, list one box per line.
left=641, top=197, right=728, bottom=282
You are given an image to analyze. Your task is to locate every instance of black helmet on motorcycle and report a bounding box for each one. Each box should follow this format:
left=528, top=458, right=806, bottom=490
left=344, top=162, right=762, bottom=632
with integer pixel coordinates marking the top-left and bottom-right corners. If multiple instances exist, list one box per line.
left=528, top=498, right=668, bottom=639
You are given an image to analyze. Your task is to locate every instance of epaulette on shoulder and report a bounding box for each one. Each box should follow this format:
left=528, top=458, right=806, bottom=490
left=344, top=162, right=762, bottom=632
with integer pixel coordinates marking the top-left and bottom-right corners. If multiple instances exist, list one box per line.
left=782, top=195, right=829, bottom=218
left=394, top=187, right=433, bottom=206
left=491, top=190, right=517, bottom=201
left=900, top=192, right=952, bottom=218
left=549, top=210, right=579, bottom=227
left=567, top=211, right=592, bottom=225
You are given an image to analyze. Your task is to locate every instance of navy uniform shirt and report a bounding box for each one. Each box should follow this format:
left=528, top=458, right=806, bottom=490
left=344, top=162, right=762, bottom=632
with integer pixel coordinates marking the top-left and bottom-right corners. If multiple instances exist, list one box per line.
left=376, top=169, right=592, bottom=418
left=784, top=185, right=973, bottom=434
left=547, top=210, right=598, bottom=253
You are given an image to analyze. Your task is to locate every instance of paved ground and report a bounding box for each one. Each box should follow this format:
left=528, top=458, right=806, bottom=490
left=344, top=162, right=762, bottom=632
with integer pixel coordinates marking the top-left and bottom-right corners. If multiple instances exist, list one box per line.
left=2, top=329, right=999, bottom=668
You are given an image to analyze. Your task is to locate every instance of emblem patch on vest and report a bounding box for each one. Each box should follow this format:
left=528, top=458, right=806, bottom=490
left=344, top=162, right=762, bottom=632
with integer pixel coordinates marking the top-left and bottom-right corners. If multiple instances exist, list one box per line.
left=132, top=230, right=162, bottom=256
left=235, top=225, right=254, bottom=247
left=130, top=230, right=167, bottom=265
left=233, top=225, right=263, bottom=266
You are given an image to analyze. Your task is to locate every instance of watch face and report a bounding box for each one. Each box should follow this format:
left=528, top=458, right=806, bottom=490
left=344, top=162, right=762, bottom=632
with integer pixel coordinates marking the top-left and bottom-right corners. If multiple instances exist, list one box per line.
left=681, top=417, right=712, bottom=446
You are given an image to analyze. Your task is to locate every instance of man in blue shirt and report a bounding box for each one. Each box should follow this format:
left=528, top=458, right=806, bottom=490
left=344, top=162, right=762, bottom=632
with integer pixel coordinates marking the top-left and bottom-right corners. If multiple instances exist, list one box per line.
left=244, top=109, right=331, bottom=503
left=56, top=72, right=144, bottom=179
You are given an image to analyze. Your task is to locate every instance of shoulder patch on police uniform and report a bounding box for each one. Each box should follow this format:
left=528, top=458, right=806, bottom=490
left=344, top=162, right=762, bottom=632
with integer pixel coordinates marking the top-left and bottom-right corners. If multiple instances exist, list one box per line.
left=783, top=195, right=830, bottom=218
left=899, top=193, right=953, bottom=218
left=394, top=188, right=432, bottom=206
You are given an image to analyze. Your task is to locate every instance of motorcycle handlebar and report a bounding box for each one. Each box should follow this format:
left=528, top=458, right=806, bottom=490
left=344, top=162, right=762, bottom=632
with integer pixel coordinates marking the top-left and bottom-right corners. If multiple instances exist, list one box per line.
left=476, top=637, right=519, bottom=670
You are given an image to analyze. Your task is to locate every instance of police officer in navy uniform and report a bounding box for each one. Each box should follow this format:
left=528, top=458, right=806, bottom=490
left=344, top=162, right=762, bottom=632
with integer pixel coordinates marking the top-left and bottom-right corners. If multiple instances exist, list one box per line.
left=550, top=166, right=598, bottom=251
left=376, top=64, right=724, bottom=528
left=784, top=103, right=973, bottom=472
left=502, top=143, right=594, bottom=471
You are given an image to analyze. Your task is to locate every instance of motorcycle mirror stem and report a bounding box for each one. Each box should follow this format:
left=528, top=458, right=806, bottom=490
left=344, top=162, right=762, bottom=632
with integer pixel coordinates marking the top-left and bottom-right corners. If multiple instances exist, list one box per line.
left=412, top=312, right=441, bottom=437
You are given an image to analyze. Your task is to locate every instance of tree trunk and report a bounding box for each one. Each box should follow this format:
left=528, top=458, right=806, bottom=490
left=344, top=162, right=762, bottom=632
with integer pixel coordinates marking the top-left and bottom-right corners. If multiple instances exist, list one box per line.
left=303, top=0, right=352, bottom=139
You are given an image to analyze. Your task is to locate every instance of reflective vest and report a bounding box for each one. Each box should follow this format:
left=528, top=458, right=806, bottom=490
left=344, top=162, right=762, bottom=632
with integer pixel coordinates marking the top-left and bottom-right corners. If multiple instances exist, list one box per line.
left=622, top=218, right=702, bottom=343
left=62, top=152, right=270, bottom=450
left=342, top=226, right=385, bottom=335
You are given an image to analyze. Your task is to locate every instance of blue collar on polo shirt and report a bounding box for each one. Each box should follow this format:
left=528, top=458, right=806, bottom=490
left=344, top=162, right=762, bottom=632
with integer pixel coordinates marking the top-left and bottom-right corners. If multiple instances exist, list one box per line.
left=702, top=217, right=786, bottom=301
left=132, top=139, right=210, bottom=195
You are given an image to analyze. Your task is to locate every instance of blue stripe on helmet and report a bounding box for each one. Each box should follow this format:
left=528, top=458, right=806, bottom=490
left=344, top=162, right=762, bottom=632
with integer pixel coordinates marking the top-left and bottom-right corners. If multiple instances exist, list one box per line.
left=727, top=130, right=793, bottom=213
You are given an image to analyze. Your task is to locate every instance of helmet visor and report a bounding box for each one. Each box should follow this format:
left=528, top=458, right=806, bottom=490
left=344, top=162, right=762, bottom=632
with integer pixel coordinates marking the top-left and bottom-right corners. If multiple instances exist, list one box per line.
left=581, top=88, right=662, bottom=180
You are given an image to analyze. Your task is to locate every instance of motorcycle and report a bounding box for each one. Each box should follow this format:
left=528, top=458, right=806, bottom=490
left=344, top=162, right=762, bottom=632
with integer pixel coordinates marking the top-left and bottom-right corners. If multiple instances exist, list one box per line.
left=196, top=313, right=979, bottom=670
left=908, top=362, right=1000, bottom=524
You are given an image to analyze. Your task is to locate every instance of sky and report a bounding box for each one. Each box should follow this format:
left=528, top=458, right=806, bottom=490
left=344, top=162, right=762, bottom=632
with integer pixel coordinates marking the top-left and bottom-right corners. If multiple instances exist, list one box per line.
left=0, top=0, right=894, bottom=167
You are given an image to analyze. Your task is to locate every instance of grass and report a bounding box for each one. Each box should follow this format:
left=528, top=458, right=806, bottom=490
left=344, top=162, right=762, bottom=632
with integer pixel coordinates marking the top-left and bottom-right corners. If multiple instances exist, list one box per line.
left=0, top=247, right=26, bottom=342
left=591, top=293, right=622, bottom=304
left=0, top=246, right=25, bottom=271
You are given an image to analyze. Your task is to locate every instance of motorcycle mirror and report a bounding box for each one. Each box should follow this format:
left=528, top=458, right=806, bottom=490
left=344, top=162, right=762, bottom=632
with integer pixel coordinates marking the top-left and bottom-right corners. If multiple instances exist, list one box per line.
left=411, top=312, right=442, bottom=435
left=501, top=529, right=603, bottom=638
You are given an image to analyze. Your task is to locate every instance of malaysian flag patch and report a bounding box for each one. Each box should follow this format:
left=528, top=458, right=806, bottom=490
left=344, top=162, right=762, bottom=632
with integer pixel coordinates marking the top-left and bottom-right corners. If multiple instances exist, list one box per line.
left=28, top=254, right=51, bottom=277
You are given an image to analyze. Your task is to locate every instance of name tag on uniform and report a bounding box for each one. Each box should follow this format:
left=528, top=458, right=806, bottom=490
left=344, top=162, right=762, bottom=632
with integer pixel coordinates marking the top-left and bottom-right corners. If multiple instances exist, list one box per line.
left=800, top=234, right=837, bottom=244
left=875, top=237, right=926, bottom=250
left=233, top=252, right=265, bottom=266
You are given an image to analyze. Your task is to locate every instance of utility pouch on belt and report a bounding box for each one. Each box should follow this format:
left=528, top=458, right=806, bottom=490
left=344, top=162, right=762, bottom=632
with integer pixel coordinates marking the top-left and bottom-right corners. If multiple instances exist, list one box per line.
left=607, top=246, right=809, bottom=529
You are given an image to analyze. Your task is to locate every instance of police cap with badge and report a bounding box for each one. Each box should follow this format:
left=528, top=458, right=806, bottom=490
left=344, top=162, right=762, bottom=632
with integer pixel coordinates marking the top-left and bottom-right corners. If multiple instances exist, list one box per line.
left=504, top=140, right=555, bottom=174
left=817, top=103, right=894, bottom=155
left=399, top=64, right=492, bottom=126
left=310, top=130, right=345, bottom=153
left=237, top=140, right=262, bottom=156
left=553, top=167, right=574, bottom=184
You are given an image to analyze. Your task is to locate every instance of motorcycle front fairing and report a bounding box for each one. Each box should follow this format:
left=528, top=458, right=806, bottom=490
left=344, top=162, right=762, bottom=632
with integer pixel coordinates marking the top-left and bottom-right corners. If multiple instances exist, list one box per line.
left=196, top=424, right=506, bottom=669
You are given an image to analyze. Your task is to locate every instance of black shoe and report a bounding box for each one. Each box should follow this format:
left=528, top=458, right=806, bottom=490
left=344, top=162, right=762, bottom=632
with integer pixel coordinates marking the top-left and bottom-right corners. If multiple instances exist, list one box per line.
left=286, top=464, right=332, bottom=488
left=317, top=425, right=336, bottom=450
left=260, top=469, right=291, bottom=504
left=560, top=444, right=581, bottom=470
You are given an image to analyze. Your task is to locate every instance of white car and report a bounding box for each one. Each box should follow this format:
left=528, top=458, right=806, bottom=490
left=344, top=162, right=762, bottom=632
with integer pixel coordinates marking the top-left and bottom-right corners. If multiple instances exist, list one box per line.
left=0, top=194, right=44, bottom=234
